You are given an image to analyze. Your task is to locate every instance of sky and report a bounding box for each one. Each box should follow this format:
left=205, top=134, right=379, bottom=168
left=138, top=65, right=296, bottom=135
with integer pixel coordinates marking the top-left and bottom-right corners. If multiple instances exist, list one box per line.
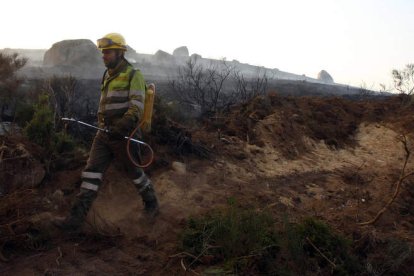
left=2, top=0, right=414, bottom=90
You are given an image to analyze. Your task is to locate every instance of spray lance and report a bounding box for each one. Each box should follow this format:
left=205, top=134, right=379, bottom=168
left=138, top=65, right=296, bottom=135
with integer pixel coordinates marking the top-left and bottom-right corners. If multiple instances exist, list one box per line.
left=61, top=117, right=154, bottom=168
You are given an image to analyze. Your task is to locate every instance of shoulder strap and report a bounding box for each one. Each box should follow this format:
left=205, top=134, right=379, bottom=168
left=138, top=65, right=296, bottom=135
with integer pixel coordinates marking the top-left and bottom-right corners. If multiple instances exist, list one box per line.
left=101, top=69, right=108, bottom=85
left=128, top=68, right=136, bottom=90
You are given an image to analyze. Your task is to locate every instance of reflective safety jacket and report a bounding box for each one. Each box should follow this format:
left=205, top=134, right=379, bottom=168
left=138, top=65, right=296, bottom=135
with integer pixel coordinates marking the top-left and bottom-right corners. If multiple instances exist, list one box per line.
left=98, top=59, right=146, bottom=131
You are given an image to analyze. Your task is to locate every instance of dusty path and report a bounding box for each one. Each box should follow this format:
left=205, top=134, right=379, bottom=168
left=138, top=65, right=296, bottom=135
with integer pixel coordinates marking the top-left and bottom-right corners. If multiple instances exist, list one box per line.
left=1, top=122, right=413, bottom=275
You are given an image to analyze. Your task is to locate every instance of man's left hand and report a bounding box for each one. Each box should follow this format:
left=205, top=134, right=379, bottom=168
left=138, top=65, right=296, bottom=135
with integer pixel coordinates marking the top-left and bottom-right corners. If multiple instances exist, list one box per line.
left=109, top=116, right=135, bottom=139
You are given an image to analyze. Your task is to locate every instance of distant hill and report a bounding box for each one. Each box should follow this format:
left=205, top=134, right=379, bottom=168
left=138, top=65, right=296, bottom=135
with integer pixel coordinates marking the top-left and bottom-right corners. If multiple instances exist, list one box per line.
left=2, top=39, right=334, bottom=85
left=2, top=40, right=387, bottom=98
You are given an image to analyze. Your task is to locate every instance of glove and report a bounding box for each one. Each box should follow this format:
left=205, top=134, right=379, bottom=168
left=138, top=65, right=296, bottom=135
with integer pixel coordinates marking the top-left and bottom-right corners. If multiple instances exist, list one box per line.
left=109, top=116, right=136, bottom=140
left=107, top=128, right=124, bottom=140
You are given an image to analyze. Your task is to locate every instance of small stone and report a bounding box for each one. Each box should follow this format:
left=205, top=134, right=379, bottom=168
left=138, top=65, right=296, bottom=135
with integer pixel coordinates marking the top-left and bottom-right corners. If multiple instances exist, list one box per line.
left=52, top=189, right=64, bottom=201
left=172, top=161, right=186, bottom=174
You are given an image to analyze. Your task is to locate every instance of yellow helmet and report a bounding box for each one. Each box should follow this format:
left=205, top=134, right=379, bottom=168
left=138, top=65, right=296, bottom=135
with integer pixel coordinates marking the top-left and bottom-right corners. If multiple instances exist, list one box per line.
left=97, top=33, right=127, bottom=51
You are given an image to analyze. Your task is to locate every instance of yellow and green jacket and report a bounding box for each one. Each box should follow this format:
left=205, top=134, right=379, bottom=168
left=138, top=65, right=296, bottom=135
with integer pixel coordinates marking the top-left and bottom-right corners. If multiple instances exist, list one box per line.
left=98, top=59, right=146, bottom=134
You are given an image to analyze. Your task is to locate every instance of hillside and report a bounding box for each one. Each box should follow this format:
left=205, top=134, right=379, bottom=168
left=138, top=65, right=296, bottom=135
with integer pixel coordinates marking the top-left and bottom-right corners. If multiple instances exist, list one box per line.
left=3, top=41, right=333, bottom=85
left=0, top=93, right=413, bottom=274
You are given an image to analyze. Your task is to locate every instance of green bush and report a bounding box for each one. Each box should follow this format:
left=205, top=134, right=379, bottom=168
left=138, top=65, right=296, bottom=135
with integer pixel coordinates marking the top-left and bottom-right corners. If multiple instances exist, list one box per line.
left=14, top=102, right=35, bottom=127
left=24, top=93, right=77, bottom=172
left=180, top=210, right=363, bottom=275
left=24, top=94, right=54, bottom=148
left=54, top=131, right=75, bottom=154
left=287, top=217, right=361, bottom=275
left=181, top=200, right=280, bottom=274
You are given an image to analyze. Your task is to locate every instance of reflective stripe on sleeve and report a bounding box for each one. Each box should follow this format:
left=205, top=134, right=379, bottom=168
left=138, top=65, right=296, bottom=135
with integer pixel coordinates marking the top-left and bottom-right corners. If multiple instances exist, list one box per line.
left=82, top=171, right=103, bottom=180
left=107, top=90, right=129, bottom=98
left=130, top=100, right=144, bottom=110
left=81, top=181, right=99, bottom=191
left=130, top=89, right=145, bottom=97
left=105, top=102, right=130, bottom=111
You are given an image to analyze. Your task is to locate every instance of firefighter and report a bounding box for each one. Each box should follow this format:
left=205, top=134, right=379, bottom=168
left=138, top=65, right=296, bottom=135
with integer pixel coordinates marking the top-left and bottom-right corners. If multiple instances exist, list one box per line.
left=54, top=33, right=159, bottom=232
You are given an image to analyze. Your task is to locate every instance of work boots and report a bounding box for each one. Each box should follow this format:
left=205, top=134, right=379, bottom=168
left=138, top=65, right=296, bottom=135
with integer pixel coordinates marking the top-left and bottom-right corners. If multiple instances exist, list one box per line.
left=53, top=189, right=98, bottom=232
left=133, top=172, right=159, bottom=217
left=140, top=184, right=159, bottom=217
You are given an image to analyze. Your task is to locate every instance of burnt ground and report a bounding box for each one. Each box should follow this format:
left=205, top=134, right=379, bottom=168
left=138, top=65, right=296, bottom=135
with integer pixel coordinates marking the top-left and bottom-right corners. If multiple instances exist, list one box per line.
left=1, top=93, right=414, bottom=275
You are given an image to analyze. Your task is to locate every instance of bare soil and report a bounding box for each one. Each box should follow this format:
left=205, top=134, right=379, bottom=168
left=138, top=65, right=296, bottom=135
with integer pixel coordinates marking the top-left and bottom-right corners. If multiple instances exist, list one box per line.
left=1, top=94, right=414, bottom=275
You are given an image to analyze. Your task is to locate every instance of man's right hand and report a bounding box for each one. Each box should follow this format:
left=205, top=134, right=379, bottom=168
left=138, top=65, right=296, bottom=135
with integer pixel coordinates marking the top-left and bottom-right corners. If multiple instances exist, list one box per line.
left=107, top=127, right=125, bottom=140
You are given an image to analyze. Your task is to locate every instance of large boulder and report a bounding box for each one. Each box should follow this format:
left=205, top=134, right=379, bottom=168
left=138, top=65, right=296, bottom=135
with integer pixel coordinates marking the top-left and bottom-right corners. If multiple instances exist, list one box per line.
left=43, top=39, right=101, bottom=67
left=173, top=46, right=189, bottom=58
left=154, top=50, right=175, bottom=63
left=190, top=53, right=202, bottom=60
left=125, top=45, right=140, bottom=63
left=317, top=70, right=334, bottom=84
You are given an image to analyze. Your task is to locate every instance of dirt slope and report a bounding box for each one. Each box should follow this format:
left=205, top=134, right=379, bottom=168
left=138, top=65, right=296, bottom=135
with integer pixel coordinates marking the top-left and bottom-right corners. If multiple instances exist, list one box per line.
left=1, top=95, right=414, bottom=274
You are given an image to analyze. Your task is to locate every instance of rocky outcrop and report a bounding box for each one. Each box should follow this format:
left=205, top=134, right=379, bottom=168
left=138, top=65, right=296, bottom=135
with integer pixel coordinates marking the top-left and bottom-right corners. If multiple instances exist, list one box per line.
left=15, top=39, right=336, bottom=84
left=43, top=39, right=101, bottom=67
left=125, top=45, right=140, bottom=63
left=173, top=46, right=189, bottom=58
left=154, top=50, right=175, bottom=63
left=190, top=53, right=202, bottom=60
left=317, top=70, right=334, bottom=84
